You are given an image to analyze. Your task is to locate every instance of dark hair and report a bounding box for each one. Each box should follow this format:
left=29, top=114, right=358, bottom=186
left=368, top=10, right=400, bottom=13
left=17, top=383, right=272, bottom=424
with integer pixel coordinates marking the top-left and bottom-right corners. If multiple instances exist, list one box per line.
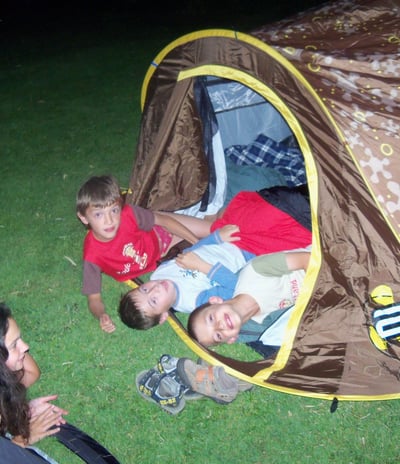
left=118, top=290, right=161, bottom=330
left=187, top=302, right=210, bottom=343
left=76, top=174, right=122, bottom=216
left=0, top=303, right=30, bottom=441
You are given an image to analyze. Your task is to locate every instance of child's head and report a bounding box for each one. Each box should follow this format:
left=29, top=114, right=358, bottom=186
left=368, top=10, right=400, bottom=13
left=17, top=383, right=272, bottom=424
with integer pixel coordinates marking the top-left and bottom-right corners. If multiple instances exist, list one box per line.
left=76, top=175, right=122, bottom=216
left=188, top=297, right=240, bottom=347
left=76, top=175, right=123, bottom=242
left=118, top=280, right=175, bottom=330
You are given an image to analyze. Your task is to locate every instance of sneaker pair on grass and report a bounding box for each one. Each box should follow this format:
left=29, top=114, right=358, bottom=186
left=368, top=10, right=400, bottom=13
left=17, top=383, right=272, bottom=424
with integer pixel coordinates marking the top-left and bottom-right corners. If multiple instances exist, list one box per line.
left=136, top=354, right=253, bottom=414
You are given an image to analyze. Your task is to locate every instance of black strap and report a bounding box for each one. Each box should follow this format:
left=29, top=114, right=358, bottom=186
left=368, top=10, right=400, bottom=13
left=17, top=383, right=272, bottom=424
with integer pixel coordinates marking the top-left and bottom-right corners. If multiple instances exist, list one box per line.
left=55, top=422, right=121, bottom=464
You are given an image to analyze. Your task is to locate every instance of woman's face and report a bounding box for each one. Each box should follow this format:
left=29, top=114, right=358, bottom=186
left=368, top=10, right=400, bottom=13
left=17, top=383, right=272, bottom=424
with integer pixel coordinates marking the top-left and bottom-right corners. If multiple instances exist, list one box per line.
left=4, top=318, right=29, bottom=372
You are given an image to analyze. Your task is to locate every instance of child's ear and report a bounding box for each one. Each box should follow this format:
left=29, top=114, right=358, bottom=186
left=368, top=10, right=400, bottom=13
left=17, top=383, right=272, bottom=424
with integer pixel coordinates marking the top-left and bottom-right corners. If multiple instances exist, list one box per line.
left=226, top=335, right=238, bottom=345
left=77, top=212, right=89, bottom=226
left=208, top=296, right=223, bottom=304
left=158, top=312, right=169, bottom=325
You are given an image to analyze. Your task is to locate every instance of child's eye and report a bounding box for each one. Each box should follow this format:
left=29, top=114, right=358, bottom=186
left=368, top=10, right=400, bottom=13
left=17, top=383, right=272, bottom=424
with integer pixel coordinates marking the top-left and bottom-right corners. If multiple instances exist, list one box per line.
left=151, top=298, right=157, bottom=305
left=215, top=332, right=222, bottom=342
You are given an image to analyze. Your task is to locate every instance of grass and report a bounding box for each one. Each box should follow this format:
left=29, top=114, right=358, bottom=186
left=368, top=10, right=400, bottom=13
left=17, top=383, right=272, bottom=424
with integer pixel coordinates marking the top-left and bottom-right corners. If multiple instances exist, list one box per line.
left=1, top=3, right=400, bottom=463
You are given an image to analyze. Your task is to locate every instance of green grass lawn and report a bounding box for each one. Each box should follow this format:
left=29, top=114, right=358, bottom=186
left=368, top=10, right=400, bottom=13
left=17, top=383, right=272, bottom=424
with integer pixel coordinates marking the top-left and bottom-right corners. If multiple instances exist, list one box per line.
left=1, top=4, right=400, bottom=464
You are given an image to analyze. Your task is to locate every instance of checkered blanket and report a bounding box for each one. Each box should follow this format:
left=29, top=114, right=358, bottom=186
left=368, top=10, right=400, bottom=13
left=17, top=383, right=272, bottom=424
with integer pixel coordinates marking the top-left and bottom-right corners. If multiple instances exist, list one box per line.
left=225, top=133, right=306, bottom=187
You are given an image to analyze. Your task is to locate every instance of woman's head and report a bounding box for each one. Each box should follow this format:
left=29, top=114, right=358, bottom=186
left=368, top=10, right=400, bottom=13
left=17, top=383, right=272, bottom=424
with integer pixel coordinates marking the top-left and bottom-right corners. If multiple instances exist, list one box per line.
left=0, top=302, right=12, bottom=366
left=0, top=303, right=29, bottom=372
left=0, top=303, right=30, bottom=439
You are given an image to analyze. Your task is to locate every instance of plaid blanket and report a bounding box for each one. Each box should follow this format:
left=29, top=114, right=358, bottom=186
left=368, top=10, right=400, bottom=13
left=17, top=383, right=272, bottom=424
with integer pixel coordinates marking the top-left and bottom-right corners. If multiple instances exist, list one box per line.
left=225, top=133, right=306, bottom=187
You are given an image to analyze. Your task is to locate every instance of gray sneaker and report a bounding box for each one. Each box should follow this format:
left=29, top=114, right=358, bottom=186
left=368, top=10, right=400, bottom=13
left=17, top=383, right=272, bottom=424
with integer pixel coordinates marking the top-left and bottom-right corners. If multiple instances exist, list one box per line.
left=176, top=358, right=239, bottom=404
left=157, top=354, right=204, bottom=401
left=196, top=357, right=253, bottom=392
left=136, top=369, right=186, bottom=415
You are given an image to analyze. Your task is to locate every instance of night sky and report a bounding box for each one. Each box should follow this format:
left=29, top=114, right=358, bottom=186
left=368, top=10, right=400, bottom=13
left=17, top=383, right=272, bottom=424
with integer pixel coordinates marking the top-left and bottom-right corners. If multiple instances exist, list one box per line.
left=1, top=0, right=328, bottom=34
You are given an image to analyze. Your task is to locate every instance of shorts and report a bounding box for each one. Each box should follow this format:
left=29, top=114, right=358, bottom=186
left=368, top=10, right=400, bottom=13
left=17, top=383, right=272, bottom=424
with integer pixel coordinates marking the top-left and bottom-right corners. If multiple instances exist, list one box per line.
left=153, top=225, right=173, bottom=256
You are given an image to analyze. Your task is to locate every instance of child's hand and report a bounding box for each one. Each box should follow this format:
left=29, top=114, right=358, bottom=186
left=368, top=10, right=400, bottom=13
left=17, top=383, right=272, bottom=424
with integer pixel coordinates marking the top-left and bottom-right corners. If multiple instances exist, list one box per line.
left=219, top=224, right=240, bottom=243
left=100, top=314, right=116, bottom=333
left=175, top=251, right=211, bottom=274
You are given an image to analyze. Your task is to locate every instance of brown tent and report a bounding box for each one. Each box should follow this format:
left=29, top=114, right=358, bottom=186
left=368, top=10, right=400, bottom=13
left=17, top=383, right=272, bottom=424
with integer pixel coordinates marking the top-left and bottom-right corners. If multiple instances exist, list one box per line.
left=127, top=0, right=400, bottom=400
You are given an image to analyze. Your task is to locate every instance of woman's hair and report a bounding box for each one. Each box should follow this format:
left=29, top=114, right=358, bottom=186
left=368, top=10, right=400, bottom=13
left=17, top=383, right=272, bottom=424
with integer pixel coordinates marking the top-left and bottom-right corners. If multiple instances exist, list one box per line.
left=0, top=303, right=30, bottom=441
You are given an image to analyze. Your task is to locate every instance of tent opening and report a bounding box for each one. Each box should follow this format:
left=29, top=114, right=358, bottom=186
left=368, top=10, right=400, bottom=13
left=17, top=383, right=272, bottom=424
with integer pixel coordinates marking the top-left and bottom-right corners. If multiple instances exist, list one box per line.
left=178, top=74, right=307, bottom=221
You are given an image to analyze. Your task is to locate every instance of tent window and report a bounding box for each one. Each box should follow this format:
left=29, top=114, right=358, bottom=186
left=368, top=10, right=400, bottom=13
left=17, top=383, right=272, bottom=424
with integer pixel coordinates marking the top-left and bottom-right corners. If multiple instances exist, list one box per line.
left=188, top=76, right=306, bottom=214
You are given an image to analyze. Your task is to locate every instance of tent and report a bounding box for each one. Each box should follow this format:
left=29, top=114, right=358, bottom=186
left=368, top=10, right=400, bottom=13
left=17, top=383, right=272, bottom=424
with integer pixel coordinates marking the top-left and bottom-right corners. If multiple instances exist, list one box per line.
left=126, top=0, right=400, bottom=401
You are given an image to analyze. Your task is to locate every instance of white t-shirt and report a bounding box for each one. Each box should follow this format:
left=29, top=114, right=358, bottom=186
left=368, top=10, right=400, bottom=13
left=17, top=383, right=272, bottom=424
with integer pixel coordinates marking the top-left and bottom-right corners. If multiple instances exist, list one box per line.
left=152, top=242, right=247, bottom=313
left=234, top=253, right=305, bottom=324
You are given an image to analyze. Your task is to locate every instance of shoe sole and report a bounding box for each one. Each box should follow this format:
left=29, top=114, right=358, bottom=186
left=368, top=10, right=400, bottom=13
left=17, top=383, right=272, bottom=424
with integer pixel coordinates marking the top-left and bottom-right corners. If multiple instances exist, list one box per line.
left=135, top=370, right=186, bottom=415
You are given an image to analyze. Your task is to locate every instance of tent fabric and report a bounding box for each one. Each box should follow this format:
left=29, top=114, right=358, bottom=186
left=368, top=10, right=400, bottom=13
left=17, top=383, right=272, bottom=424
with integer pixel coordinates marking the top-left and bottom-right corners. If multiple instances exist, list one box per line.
left=127, top=0, right=400, bottom=400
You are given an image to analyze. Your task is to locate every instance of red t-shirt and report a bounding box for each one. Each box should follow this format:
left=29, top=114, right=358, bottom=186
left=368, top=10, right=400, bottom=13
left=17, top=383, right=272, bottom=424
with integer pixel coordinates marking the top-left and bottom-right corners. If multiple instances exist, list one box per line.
left=82, top=205, right=160, bottom=294
left=210, top=191, right=311, bottom=255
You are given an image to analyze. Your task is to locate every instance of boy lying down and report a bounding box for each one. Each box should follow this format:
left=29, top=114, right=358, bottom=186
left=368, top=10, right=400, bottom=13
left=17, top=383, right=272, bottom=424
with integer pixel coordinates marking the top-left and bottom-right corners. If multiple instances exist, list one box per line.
left=119, top=187, right=311, bottom=331
left=134, top=250, right=310, bottom=414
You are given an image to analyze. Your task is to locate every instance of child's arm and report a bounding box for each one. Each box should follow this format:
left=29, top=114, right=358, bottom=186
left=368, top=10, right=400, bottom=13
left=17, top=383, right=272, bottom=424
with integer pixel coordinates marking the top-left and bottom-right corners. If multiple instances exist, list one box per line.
left=251, top=251, right=310, bottom=277
left=216, top=224, right=240, bottom=243
left=155, top=211, right=212, bottom=239
left=188, top=224, right=241, bottom=253
left=87, top=293, right=116, bottom=333
left=175, top=251, right=212, bottom=274
left=285, top=252, right=310, bottom=272
left=153, top=212, right=200, bottom=244
left=175, top=251, right=240, bottom=291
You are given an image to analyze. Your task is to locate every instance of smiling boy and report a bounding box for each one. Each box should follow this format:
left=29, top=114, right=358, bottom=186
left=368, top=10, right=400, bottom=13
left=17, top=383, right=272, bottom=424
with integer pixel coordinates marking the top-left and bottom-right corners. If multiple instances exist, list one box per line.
left=187, top=250, right=310, bottom=346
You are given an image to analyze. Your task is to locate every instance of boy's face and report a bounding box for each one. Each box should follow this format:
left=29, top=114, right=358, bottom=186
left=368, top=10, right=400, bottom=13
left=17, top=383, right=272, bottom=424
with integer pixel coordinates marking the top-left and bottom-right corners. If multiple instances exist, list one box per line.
left=78, top=202, right=122, bottom=242
left=192, top=301, right=240, bottom=346
left=133, top=280, right=177, bottom=318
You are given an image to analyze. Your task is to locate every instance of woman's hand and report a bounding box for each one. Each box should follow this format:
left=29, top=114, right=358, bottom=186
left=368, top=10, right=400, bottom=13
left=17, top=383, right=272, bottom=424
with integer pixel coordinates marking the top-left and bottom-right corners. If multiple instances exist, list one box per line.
left=29, top=395, right=67, bottom=418
left=27, top=396, right=68, bottom=444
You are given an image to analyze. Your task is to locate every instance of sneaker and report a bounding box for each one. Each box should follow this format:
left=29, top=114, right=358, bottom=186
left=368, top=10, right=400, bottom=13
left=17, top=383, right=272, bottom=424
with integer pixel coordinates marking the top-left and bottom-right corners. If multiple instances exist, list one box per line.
left=196, top=357, right=253, bottom=392
left=157, top=354, right=180, bottom=376
left=135, top=369, right=186, bottom=415
left=176, top=358, right=239, bottom=404
left=157, top=354, right=204, bottom=401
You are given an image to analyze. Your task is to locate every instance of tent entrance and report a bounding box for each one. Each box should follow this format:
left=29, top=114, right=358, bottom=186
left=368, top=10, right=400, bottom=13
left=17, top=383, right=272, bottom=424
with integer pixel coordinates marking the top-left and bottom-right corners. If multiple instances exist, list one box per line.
left=178, top=74, right=306, bottom=219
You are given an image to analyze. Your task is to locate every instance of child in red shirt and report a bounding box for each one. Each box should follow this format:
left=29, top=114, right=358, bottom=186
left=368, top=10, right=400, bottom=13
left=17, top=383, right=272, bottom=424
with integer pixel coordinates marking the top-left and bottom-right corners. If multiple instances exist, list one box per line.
left=76, top=175, right=211, bottom=333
